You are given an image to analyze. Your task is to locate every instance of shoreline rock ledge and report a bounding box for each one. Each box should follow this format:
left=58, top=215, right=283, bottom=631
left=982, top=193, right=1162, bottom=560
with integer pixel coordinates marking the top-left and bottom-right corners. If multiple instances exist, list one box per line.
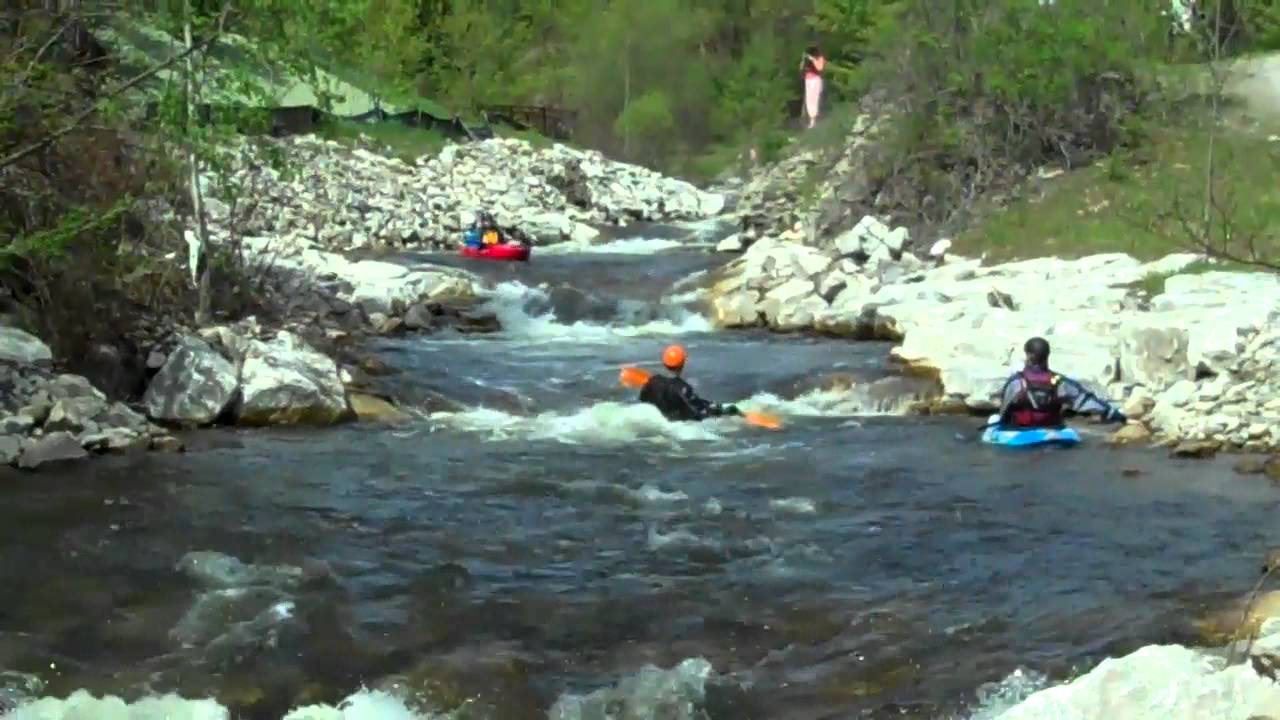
left=0, top=318, right=391, bottom=470
left=0, top=327, right=179, bottom=470
left=704, top=220, right=1280, bottom=452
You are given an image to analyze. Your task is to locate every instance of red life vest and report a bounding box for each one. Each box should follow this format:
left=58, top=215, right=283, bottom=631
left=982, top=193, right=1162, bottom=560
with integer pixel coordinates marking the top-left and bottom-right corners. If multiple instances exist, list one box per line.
left=1009, top=368, right=1064, bottom=428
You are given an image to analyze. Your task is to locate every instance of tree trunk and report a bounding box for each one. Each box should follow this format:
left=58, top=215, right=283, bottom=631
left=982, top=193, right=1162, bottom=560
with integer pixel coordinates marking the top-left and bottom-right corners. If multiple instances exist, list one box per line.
left=622, top=29, right=631, bottom=158
left=184, top=2, right=212, bottom=326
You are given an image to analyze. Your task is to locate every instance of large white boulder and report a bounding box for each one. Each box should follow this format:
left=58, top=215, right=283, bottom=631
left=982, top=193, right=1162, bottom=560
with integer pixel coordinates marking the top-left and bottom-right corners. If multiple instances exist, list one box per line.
left=236, top=332, right=352, bottom=426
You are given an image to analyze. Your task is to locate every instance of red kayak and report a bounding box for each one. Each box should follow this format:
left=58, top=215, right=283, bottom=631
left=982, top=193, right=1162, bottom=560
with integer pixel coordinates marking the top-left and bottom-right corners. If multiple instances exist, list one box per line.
left=460, top=243, right=531, bottom=262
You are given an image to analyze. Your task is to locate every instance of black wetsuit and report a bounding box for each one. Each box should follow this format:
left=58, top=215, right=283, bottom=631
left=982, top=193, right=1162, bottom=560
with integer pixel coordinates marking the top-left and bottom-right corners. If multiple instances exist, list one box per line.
left=639, top=374, right=739, bottom=422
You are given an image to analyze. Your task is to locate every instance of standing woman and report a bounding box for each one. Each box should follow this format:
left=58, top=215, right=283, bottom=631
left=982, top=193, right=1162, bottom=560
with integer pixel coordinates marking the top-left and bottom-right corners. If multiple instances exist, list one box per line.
left=801, top=44, right=825, bottom=129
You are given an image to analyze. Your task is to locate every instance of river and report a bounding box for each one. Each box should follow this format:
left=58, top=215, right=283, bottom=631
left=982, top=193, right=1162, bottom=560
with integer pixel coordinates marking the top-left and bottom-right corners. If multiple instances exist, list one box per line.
left=0, top=229, right=1274, bottom=719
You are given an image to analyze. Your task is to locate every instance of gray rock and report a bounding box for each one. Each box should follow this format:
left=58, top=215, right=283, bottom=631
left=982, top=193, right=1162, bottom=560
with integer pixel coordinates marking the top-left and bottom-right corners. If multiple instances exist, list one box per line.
left=48, top=374, right=106, bottom=401
left=18, top=431, right=87, bottom=469
left=0, top=436, right=20, bottom=465
left=80, top=428, right=148, bottom=454
left=95, top=401, right=148, bottom=431
left=18, top=397, right=51, bottom=425
left=44, top=396, right=108, bottom=434
left=0, top=415, right=33, bottom=436
left=0, top=327, right=52, bottom=366
left=402, top=302, right=437, bottom=331
left=235, top=331, right=352, bottom=426
left=143, top=336, right=240, bottom=426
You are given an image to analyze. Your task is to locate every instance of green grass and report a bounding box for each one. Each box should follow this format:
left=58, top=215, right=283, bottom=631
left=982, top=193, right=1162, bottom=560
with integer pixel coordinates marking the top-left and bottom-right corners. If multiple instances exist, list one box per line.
left=317, top=119, right=449, bottom=162
left=955, top=120, right=1280, bottom=263
left=1131, top=259, right=1218, bottom=296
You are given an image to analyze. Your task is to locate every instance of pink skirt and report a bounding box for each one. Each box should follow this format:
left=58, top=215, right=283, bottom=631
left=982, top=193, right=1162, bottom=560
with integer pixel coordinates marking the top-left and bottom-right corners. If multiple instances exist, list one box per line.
left=804, top=75, right=823, bottom=120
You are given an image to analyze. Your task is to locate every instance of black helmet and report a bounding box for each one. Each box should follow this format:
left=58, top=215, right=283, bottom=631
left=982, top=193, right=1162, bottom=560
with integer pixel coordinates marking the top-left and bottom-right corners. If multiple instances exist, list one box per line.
left=1024, top=336, right=1051, bottom=365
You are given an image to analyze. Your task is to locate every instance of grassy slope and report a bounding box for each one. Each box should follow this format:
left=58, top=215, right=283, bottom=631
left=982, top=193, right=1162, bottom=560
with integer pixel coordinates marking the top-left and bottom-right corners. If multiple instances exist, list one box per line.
left=954, top=121, right=1280, bottom=262
left=954, top=55, right=1280, bottom=265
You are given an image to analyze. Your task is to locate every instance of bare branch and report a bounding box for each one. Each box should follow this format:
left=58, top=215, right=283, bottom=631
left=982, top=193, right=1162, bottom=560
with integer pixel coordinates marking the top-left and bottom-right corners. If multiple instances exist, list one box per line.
left=0, top=3, right=232, bottom=172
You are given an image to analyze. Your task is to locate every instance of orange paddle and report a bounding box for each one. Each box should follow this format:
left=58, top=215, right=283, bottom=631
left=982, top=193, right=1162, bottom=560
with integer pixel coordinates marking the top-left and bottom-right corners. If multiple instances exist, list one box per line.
left=618, top=366, right=782, bottom=430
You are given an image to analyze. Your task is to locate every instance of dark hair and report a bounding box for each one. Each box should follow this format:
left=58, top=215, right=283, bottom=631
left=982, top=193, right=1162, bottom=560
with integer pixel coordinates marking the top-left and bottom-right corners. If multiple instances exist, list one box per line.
left=806, top=44, right=820, bottom=56
left=1024, top=336, right=1051, bottom=364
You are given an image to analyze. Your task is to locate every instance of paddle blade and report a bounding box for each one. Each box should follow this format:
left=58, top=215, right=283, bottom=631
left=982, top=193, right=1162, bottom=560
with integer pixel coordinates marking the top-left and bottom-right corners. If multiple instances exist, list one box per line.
left=620, top=366, right=651, bottom=388
left=743, top=411, right=782, bottom=430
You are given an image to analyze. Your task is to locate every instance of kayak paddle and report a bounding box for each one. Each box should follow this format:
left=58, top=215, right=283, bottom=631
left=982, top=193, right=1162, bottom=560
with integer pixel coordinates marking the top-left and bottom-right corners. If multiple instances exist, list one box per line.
left=617, top=366, right=783, bottom=430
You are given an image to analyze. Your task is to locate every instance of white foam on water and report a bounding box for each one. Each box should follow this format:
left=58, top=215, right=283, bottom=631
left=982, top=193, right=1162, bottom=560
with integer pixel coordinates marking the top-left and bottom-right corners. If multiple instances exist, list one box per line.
left=429, top=401, right=728, bottom=446
left=283, top=689, right=434, bottom=720
left=961, top=667, right=1052, bottom=719
left=631, top=484, right=690, bottom=504
left=548, top=657, right=715, bottom=720
left=769, top=497, right=818, bottom=515
left=1, top=689, right=433, bottom=720
left=537, top=237, right=690, bottom=255
left=743, top=385, right=917, bottom=418
left=481, top=281, right=711, bottom=342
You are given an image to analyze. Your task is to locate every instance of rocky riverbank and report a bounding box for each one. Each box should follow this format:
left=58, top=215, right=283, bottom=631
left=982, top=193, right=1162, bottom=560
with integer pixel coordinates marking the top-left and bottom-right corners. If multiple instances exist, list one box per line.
left=703, top=215, right=1280, bottom=454
left=207, top=135, right=726, bottom=253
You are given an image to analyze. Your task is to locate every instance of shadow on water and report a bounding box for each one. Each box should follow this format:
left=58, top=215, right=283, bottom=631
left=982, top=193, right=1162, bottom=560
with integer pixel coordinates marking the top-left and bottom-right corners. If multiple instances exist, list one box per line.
left=0, top=247, right=1276, bottom=718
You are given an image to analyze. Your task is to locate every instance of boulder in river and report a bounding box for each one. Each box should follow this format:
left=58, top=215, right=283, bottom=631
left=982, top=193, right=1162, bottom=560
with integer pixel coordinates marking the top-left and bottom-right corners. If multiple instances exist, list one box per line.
left=236, top=332, right=353, bottom=426
left=144, top=336, right=240, bottom=426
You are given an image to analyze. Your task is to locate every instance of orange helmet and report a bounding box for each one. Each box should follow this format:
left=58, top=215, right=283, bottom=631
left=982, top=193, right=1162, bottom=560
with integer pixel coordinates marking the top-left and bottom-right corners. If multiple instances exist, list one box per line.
left=662, top=344, right=687, bottom=370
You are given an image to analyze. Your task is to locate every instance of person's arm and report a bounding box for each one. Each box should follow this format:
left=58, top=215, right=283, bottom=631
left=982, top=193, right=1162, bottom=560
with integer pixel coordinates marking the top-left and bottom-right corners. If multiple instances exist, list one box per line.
left=994, top=375, right=1021, bottom=424
left=681, top=383, right=741, bottom=419
left=1058, top=376, right=1126, bottom=422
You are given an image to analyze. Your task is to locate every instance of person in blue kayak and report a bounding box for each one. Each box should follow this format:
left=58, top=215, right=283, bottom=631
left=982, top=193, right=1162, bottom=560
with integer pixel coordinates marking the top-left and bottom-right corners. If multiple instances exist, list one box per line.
left=464, top=210, right=502, bottom=248
left=639, top=345, right=741, bottom=422
left=994, top=336, right=1128, bottom=429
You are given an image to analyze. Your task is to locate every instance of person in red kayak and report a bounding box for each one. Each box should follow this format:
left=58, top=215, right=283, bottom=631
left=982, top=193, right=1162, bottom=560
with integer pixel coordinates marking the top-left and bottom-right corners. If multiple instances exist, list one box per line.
left=639, top=345, right=740, bottom=422
left=994, top=336, right=1127, bottom=429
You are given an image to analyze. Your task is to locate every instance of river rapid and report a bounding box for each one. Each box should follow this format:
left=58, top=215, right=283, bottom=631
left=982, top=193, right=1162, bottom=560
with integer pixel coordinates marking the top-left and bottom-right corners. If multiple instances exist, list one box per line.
left=0, top=228, right=1275, bottom=719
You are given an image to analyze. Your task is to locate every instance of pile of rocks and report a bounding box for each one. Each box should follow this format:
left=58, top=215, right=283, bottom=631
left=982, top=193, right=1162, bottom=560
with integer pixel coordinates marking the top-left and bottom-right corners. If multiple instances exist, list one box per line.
left=0, top=313, right=436, bottom=470
left=707, top=215, right=926, bottom=331
left=144, top=323, right=354, bottom=428
left=233, top=232, right=498, bottom=338
left=0, top=327, right=180, bottom=469
left=722, top=114, right=883, bottom=252
left=703, top=218, right=1280, bottom=452
left=205, top=136, right=726, bottom=254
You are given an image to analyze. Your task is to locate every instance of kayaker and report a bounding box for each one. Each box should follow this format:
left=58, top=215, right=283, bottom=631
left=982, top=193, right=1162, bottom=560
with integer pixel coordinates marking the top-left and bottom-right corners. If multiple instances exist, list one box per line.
left=470, top=210, right=503, bottom=246
left=994, top=336, right=1127, bottom=429
left=639, top=345, right=741, bottom=422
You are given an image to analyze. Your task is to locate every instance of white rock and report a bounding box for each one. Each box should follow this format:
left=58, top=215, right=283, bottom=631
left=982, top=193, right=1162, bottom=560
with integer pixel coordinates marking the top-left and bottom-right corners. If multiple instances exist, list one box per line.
left=995, top=644, right=1280, bottom=719
left=715, top=234, right=745, bottom=253
left=236, top=332, right=351, bottom=426
left=0, top=327, right=52, bottom=366
left=144, top=336, right=239, bottom=426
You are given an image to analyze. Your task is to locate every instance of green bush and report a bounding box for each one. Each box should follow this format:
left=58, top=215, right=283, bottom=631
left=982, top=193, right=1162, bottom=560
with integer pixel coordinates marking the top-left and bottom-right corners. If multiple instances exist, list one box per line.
left=853, top=0, right=1173, bottom=230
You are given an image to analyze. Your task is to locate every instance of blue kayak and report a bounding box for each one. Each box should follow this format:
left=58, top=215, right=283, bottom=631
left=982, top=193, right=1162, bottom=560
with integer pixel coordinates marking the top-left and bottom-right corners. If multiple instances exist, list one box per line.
left=981, top=414, right=1081, bottom=448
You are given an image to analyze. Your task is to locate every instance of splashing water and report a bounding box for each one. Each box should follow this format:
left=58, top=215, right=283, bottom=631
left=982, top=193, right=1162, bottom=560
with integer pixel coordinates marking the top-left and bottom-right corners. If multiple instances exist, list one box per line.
left=427, top=401, right=728, bottom=446
left=537, top=237, right=691, bottom=255
left=479, top=281, right=711, bottom=342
